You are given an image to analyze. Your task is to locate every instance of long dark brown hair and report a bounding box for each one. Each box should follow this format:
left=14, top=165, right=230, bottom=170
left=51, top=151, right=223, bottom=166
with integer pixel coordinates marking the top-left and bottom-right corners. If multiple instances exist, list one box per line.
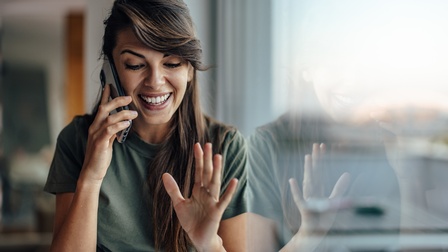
left=100, top=0, right=220, bottom=251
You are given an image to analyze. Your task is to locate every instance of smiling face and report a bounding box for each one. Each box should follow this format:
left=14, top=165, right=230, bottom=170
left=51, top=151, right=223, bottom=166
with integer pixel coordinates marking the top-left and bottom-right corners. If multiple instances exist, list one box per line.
left=112, top=28, right=193, bottom=140
left=305, top=59, right=373, bottom=125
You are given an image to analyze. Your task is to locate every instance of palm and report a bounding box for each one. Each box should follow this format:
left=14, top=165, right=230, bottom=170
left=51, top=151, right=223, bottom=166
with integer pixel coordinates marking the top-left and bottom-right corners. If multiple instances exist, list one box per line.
left=162, top=143, right=238, bottom=251
left=170, top=182, right=224, bottom=240
left=290, top=143, right=351, bottom=234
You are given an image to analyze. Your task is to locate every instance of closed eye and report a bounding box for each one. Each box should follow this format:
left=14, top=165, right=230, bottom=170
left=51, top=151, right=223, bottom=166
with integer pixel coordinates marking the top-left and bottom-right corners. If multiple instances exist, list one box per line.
left=165, top=63, right=182, bottom=69
left=125, top=64, right=144, bottom=70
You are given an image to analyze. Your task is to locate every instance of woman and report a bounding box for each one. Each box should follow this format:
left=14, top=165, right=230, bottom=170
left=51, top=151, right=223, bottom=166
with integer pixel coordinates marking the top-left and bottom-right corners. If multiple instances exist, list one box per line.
left=44, top=0, right=247, bottom=251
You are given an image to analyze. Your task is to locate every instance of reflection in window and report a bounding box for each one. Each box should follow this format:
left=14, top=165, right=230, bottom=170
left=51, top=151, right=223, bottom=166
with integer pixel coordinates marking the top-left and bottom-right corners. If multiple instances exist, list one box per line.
left=248, top=1, right=448, bottom=251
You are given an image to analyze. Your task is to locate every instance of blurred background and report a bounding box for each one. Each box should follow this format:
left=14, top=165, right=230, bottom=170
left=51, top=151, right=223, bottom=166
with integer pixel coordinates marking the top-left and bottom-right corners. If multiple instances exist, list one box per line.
left=0, top=0, right=85, bottom=251
left=1, top=0, right=448, bottom=251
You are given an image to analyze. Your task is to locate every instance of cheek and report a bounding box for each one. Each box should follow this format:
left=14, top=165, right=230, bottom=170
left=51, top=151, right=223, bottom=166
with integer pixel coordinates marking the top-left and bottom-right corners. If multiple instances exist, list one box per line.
left=120, top=74, right=143, bottom=95
left=174, top=84, right=188, bottom=105
left=115, top=67, right=131, bottom=88
left=171, top=72, right=189, bottom=95
left=122, top=81, right=137, bottom=96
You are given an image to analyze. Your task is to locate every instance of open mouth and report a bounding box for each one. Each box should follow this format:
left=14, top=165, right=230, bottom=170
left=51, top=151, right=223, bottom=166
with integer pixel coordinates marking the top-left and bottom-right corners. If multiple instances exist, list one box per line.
left=328, top=92, right=358, bottom=119
left=139, top=93, right=171, bottom=105
left=332, top=93, right=354, bottom=107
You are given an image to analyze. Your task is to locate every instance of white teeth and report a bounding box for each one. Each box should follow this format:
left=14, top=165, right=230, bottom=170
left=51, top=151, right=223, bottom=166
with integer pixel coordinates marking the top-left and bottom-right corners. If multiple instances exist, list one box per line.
left=334, top=94, right=352, bottom=104
left=141, top=94, right=170, bottom=105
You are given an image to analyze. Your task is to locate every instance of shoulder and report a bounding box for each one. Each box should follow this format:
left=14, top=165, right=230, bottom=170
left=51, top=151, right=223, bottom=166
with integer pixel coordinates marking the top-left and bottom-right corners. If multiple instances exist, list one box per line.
left=58, top=114, right=92, bottom=138
left=57, top=114, right=93, bottom=149
left=204, top=116, right=236, bottom=136
left=204, top=116, right=245, bottom=152
left=249, top=114, right=292, bottom=147
left=44, top=114, right=94, bottom=193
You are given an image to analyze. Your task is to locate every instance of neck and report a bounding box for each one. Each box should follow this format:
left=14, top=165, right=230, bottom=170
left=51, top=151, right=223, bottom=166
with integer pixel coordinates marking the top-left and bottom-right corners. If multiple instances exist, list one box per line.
left=131, top=120, right=171, bottom=144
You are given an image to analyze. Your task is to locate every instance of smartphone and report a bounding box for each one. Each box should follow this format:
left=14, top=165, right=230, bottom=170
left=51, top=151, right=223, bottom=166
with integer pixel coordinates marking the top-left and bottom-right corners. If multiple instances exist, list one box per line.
left=99, top=56, right=132, bottom=143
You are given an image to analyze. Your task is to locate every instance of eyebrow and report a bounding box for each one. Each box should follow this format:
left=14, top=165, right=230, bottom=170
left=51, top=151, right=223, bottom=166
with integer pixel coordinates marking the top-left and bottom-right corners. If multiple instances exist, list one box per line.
left=121, top=49, right=144, bottom=58
left=120, top=49, right=171, bottom=58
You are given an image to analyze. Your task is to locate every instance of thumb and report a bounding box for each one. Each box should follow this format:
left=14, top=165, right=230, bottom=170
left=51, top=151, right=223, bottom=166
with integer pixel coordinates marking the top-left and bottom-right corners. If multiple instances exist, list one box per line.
left=162, top=173, right=185, bottom=207
left=329, top=172, right=351, bottom=199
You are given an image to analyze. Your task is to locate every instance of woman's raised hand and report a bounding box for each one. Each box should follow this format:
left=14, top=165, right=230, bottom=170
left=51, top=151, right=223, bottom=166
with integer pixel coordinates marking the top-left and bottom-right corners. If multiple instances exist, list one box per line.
left=162, top=143, right=238, bottom=252
left=82, top=84, right=137, bottom=182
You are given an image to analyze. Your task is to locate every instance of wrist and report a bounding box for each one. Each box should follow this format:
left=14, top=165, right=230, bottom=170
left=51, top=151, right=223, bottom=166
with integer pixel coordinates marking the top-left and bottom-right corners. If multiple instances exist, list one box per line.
left=77, top=170, right=103, bottom=192
left=195, top=235, right=226, bottom=252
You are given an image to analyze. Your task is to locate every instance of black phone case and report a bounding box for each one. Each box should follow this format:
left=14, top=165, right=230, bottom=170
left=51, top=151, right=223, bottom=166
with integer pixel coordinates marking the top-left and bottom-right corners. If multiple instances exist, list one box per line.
left=99, top=57, right=132, bottom=143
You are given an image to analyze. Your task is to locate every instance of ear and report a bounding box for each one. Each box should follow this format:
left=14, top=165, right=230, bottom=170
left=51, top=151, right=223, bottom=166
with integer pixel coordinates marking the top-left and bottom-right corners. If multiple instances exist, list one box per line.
left=187, top=63, right=194, bottom=82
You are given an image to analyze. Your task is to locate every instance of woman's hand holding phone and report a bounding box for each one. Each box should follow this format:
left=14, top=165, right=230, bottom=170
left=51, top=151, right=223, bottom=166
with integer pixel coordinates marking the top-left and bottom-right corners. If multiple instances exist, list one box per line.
left=81, top=84, right=138, bottom=183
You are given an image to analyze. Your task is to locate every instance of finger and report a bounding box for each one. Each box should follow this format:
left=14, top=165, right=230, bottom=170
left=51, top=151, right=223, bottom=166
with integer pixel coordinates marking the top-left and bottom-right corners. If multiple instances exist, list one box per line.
left=217, top=178, right=238, bottom=211
left=104, top=109, right=138, bottom=125
left=312, top=143, right=319, bottom=169
left=90, top=85, right=112, bottom=132
left=289, top=178, right=305, bottom=210
left=318, top=143, right=326, bottom=196
left=100, top=83, right=111, bottom=104
left=320, top=143, right=326, bottom=154
left=93, top=109, right=135, bottom=144
left=194, top=143, right=204, bottom=185
left=202, top=143, right=213, bottom=188
left=162, top=173, right=185, bottom=207
left=108, top=95, right=133, bottom=112
left=209, top=154, right=223, bottom=200
left=102, top=120, right=132, bottom=142
left=329, top=172, right=351, bottom=199
left=93, top=95, right=133, bottom=132
left=303, top=154, right=312, bottom=199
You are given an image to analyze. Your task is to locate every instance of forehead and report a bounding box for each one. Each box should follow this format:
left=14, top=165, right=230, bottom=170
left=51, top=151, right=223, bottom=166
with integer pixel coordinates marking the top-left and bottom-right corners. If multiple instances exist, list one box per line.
left=114, top=28, right=147, bottom=51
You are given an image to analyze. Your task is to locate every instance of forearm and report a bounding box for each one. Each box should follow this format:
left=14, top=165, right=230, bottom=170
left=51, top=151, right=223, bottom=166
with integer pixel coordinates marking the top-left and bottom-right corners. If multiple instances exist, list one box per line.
left=219, top=214, right=247, bottom=252
left=50, top=174, right=102, bottom=252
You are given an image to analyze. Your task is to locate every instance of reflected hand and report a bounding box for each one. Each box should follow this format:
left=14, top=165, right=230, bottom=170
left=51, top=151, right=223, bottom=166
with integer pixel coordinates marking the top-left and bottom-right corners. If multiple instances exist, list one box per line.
left=162, top=143, right=238, bottom=252
left=283, top=143, right=351, bottom=251
left=291, top=143, right=351, bottom=232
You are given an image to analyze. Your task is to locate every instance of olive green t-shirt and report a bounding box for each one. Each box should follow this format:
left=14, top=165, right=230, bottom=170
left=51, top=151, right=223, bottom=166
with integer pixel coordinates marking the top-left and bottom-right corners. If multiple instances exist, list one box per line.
left=247, top=113, right=400, bottom=250
left=44, top=115, right=247, bottom=251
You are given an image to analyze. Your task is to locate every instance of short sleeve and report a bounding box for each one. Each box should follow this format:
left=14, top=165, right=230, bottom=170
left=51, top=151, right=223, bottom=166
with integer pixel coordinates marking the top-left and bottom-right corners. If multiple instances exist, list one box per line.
left=246, top=127, right=284, bottom=223
left=44, top=116, right=89, bottom=194
left=220, top=129, right=248, bottom=220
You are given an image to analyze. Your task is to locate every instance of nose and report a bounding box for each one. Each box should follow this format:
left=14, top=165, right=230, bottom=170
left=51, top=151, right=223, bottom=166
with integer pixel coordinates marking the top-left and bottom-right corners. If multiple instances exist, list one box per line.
left=144, top=66, right=165, bottom=89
